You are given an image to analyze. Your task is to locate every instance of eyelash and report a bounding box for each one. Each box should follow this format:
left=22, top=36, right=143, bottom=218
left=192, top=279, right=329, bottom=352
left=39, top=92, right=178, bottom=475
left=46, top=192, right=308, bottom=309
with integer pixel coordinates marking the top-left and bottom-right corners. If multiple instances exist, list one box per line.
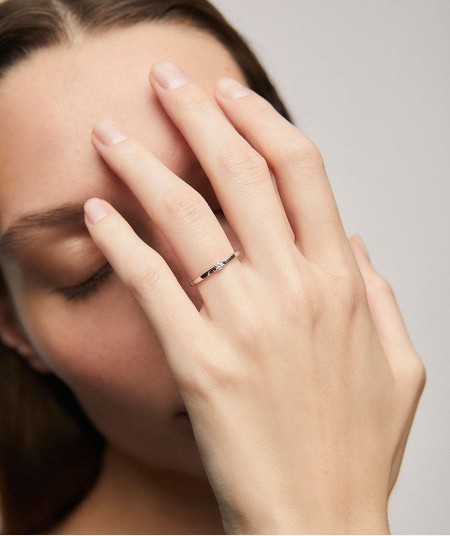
left=60, top=209, right=223, bottom=301
left=62, top=263, right=113, bottom=301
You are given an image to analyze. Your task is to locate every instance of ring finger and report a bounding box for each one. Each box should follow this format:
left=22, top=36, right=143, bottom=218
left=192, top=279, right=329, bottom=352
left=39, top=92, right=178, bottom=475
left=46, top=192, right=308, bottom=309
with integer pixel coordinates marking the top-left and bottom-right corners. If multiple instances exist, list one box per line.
left=91, top=120, right=245, bottom=308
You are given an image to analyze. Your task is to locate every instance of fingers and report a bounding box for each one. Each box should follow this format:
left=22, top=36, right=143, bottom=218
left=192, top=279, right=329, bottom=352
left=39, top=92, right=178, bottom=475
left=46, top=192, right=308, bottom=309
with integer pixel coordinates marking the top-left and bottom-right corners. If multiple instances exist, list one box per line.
left=91, top=121, right=244, bottom=309
left=149, top=62, right=296, bottom=270
left=90, top=62, right=361, bottom=309
left=215, top=77, right=353, bottom=267
left=83, top=198, right=205, bottom=381
left=348, top=235, right=426, bottom=391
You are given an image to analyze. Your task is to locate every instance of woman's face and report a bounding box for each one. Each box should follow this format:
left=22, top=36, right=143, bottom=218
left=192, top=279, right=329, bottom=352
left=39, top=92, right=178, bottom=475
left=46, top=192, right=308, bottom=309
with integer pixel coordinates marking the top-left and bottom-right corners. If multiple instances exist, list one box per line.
left=0, top=23, right=245, bottom=475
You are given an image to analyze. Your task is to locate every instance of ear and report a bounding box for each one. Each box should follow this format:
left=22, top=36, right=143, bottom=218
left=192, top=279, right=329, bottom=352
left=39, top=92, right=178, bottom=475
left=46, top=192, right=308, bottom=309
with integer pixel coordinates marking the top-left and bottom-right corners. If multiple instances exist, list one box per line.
left=0, top=296, right=51, bottom=374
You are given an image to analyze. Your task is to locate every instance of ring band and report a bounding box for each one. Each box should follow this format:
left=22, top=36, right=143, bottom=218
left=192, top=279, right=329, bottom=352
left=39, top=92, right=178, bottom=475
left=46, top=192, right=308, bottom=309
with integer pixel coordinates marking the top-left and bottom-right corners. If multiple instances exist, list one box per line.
left=189, top=250, right=241, bottom=286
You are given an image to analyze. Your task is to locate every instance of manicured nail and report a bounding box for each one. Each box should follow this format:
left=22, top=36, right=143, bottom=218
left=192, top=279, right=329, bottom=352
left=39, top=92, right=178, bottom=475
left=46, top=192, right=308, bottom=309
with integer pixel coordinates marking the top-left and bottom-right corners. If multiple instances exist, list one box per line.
left=355, top=234, right=371, bottom=262
left=151, top=61, right=189, bottom=90
left=93, top=120, right=128, bottom=145
left=217, top=77, right=252, bottom=99
left=84, top=198, right=109, bottom=225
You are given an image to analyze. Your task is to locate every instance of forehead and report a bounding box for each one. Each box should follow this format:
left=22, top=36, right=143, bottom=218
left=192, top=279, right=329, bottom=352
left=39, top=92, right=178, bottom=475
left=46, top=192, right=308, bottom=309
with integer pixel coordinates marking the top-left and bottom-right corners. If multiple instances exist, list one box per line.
left=0, top=22, right=244, bottom=233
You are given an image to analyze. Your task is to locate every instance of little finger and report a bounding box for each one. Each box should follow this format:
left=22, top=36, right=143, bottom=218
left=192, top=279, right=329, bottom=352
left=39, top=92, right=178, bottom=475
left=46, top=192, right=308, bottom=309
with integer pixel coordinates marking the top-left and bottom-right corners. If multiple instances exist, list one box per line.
left=349, top=235, right=426, bottom=390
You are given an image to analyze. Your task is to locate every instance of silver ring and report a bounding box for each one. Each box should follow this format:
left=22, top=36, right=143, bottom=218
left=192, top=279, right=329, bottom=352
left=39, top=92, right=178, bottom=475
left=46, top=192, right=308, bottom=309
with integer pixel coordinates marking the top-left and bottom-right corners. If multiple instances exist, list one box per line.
left=189, top=250, right=241, bottom=286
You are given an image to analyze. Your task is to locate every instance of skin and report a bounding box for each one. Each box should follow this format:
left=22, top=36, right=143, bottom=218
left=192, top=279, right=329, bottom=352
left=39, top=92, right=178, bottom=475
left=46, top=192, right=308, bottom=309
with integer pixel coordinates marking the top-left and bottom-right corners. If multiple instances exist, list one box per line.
left=0, top=21, right=425, bottom=535
left=0, top=23, right=239, bottom=533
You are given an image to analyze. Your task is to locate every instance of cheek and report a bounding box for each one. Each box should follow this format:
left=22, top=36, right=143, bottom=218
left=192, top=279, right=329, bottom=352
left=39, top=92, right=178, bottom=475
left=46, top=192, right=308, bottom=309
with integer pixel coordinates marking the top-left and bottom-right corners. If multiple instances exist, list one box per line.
left=21, top=281, right=182, bottom=416
left=17, top=282, right=206, bottom=472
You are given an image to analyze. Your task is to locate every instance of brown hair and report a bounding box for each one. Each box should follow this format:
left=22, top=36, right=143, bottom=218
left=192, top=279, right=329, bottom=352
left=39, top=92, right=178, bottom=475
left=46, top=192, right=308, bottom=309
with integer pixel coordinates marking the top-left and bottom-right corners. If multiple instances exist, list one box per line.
left=0, top=1, right=291, bottom=533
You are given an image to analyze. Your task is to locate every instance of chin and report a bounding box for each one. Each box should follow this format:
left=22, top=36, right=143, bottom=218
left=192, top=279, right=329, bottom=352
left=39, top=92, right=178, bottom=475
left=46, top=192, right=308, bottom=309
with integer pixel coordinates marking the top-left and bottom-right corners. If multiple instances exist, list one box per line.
left=111, top=411, right=209, bottom=480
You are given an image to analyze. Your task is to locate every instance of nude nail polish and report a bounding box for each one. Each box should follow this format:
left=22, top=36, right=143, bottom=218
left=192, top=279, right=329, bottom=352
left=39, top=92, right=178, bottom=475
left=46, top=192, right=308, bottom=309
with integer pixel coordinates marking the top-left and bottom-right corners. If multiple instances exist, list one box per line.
left=93, top=120, right=128, bottom=145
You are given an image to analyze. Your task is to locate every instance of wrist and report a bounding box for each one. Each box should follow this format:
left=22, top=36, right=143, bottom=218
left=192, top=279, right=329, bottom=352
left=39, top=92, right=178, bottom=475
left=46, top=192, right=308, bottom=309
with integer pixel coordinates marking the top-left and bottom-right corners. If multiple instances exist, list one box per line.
left=238, top=507, right=390, bottom=535
left=304, top=514, right=390, bottom=535
left=266, top=517, right=390, bottom=535
left=295, top=494, right=390, bottom=534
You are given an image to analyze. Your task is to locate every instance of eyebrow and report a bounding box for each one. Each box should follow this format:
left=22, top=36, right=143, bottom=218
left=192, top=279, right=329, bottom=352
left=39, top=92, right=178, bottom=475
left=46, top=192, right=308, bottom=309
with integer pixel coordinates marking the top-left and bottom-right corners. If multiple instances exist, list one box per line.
left=0, top=202, right=86, bottom=259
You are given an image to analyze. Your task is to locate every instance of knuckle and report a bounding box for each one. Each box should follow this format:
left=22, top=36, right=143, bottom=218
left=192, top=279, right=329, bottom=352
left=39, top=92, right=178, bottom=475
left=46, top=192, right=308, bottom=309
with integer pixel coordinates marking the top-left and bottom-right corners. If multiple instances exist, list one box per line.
left=279, top=136, right=324, bottom=171
left=161, top=189, right=206, bottom=229
left=219, top=143, right=269, bottom=187
left=281, top=274, right=323, bottom=326
left=366, top=274, right=395, bottom=298
left=331, top=270, right=368, bottom=314
left=235, top=311, right=267, bottom=345
left=189, top=349, right=250, bottom=397
left=125, top=257, right=167, bottom=297
left=176, top=90, right=209, bottom=113
left=203, top=361, right=246, bottom=393
left=283, top=275, right=309, bottom=307
left=409, top=357, right=427, bottom=392
left=280, top=264, right=368, bottom=324
left=396, top=353, right=427, bottom=399
left=294, top=288, right=322, bottom=327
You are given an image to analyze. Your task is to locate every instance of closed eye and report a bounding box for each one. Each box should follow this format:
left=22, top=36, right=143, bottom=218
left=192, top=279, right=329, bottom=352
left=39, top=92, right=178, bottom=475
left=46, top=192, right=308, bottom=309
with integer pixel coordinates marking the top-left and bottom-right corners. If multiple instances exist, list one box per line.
left=60, top=263, right=113, bottom=301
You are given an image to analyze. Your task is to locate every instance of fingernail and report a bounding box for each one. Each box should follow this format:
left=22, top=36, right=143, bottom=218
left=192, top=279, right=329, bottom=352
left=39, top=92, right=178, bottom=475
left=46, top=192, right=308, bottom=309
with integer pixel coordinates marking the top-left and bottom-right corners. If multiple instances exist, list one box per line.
left=151, top=61, right=189, bottom=90
left=217, top=77, right=252, bottom=99
left=93, top=120, right=128, bottom=146
left=355, top=234, right=371, bottom=262
left=84, top=198, right=109, bottom=225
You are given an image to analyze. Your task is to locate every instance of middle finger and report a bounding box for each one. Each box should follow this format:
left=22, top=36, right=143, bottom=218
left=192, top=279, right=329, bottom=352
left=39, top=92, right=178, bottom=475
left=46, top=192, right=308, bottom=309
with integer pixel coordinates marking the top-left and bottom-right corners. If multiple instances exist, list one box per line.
left=149, top=61, right=296, bottom=271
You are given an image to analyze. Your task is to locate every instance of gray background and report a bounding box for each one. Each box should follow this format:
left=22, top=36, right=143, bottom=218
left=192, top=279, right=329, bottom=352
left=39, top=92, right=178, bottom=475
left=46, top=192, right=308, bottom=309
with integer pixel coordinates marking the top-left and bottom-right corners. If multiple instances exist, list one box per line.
left=211, top=1, right=449, bottom=534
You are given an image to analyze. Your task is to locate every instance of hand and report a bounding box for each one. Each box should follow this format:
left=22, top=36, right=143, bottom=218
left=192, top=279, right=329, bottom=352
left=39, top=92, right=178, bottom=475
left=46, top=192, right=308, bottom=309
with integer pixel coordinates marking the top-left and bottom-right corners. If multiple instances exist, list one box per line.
left=84, top=62, right=426, bottom=534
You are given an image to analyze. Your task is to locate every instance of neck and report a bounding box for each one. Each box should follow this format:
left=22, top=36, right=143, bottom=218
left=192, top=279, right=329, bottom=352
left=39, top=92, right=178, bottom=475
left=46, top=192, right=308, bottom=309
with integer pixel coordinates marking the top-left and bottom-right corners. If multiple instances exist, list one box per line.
left=51, top=444, right=225, bottom=534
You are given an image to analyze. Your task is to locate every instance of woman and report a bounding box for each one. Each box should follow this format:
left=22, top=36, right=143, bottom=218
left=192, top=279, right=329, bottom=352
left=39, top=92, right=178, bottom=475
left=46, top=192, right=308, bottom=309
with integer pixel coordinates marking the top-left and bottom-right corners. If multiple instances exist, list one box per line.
left=0, top=0, right=426, bottom=533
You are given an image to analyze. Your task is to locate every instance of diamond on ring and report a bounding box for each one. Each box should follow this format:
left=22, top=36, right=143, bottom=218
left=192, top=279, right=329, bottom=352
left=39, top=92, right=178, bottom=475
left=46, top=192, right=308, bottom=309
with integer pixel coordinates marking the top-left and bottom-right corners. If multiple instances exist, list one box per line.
left=189, top=250, right=241, bottom=286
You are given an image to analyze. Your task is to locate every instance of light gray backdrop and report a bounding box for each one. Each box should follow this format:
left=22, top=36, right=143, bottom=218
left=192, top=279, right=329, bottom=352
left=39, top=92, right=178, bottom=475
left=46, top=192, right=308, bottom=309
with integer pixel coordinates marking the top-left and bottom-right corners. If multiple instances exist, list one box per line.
left=211, top=1, right=450, bottom=534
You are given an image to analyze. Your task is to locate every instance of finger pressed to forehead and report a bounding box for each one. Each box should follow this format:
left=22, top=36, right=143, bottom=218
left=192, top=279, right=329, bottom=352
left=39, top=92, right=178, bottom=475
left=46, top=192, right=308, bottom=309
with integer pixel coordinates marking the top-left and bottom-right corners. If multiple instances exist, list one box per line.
left=90, top=122, right=242, bottom=306
left=149, top=61, right=294, bottom=269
